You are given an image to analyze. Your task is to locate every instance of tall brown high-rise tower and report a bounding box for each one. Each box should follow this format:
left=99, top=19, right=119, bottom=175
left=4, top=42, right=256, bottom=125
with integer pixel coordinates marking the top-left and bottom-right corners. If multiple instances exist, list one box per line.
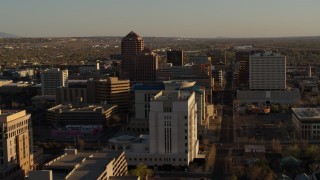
left=121, top=31, right=144, bottom=80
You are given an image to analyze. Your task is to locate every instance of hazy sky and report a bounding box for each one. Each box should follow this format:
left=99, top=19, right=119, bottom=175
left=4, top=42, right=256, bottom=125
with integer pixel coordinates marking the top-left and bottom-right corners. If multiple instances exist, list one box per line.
left=1, top=0, right=320, bottom=38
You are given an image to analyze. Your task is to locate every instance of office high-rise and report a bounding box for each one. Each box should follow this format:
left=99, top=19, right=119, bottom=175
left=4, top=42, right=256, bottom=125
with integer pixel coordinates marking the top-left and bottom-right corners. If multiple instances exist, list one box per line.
left=121, top=31, right=144, bottom=80
left=167, top=50, right=184, bottom=66
left=56, top=77, right=130, bottom=114
left=249, top=52, right=286, bottom=90
left=236, top=50, right=263, bottom=86
left=0, top=110, right=34, bottom=179
left=135, top=49, right=159, bottom=82
left=41, top=68, right=68, bottom=96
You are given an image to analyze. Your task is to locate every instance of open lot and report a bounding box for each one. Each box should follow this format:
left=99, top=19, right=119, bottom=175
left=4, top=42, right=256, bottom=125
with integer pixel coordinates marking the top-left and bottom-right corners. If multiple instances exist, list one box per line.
left=234, top=112, right=293, bottom=141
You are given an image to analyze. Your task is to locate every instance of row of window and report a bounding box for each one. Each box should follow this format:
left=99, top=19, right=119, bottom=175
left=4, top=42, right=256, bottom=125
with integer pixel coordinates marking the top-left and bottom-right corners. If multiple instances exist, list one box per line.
left=301, top=125, right=320, bottom=129
left=128, top=157, right=187, bottom=162
left=164, top=107, right=172, bottom=112
left=4, top=119, right=29, bottom=132
left=164, top=121, right=172, bottom=126
left=1, top=126, right=28, bottom=139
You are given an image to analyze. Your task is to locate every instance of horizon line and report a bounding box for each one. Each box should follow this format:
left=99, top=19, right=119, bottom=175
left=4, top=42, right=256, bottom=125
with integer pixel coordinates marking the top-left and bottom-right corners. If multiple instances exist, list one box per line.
left=2, top=34, right=320, bottom=40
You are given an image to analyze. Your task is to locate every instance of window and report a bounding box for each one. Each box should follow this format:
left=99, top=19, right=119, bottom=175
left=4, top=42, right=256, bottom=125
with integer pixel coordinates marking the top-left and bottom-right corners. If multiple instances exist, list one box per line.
left=145, top=110, right=148, bottom=119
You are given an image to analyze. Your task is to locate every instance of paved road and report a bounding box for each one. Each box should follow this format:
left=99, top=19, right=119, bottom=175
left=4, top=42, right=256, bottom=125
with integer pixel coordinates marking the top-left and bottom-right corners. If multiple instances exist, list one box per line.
left=155, top=171, right=210, bottom=179
left=212, top=65, right=236, bottom=179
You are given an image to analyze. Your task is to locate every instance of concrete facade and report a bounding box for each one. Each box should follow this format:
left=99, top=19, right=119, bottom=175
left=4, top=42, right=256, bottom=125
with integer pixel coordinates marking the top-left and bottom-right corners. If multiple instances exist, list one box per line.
left=41, top=68, right=68, bottom=96
left=148, top=91, right=199, bottom=166
left=46, top=104, right=117, bottom=127
left=0, top=110, right=34, bottom=179
left=56, top=77, right=130, bottom=113
left=43, top=149, right=128, bottom=180
left=292, top=107, right=320, bottom=141
left=237, top=89, right=301, bottom=104
left=249, top=52, right=286, bottom=90
left=115, top=90, right=199, bottom=167
left=135, top=49, right=159, bottom=82
left=167, top=50, right=184, bottom=66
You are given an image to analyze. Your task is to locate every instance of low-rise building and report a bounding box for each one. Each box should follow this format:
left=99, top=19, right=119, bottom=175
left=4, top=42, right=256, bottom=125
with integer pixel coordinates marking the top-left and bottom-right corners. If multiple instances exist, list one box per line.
left=41, top=149, right=128, bottom=180
left=79, top=62, right=100, bottom=75
left=0, top=80, right=13, bottom=87
left=1, top=69, right=34, bottom=79
left=46, top=104, right=117, bottom=127
left=57, top=77, right=130, bottom=113
left=299, top=80, right=319, bottom=95
left=237, top=89, right=301, bottom=104
left=156, top=63, right=172, bottom=81
left=292, top=107, right=320, bottom=141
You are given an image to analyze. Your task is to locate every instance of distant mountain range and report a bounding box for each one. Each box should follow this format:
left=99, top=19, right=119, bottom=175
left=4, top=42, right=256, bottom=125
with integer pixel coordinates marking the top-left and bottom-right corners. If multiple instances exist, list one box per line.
left=0, top=32, right=19, bottom=38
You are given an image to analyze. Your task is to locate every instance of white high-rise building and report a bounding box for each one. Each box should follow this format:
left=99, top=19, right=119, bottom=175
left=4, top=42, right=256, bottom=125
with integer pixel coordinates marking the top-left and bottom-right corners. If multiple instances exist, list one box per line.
left=41, top=68, right=68, bottom=96
left=110, top=89, right=200, bottom=167
left=249, top=52, right=286, bottom=90
left=149, top=90, right=199, bottom=166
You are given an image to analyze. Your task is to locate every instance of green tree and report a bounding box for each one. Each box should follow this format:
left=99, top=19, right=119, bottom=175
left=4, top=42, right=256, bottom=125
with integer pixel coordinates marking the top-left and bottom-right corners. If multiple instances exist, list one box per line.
left=225, top=174, right=237, bottom=180
left=247, top=162, right=275, bottom=180
left=129, top=163, right=153, bottom=180
left=270, top=104, right=279, bottom=113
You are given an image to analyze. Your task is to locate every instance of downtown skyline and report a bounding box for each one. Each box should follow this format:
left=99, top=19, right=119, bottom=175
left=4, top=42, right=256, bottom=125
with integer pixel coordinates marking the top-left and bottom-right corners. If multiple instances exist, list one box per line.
left=1, top=0, right=320, bottom=38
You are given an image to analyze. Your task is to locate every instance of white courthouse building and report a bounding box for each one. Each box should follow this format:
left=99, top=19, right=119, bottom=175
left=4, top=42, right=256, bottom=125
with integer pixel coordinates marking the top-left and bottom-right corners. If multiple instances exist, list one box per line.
left=108, top=90, right=199, bottom=167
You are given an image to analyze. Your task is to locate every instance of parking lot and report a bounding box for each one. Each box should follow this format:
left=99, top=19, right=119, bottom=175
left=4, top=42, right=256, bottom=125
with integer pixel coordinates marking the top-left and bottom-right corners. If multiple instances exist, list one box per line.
left=234, top=112, right=294, bottom=141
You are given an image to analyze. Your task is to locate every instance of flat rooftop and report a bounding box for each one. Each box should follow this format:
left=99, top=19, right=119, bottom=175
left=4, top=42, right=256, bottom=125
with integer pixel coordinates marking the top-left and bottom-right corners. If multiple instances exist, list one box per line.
left=109, top=134, right=149, bottom=145
left=251, top=51, right=284, bottom=57
left=292, top=107, right=320, bottom=119
left=154, top=91, right=192, bottom=101
left=45, top=151, right=122, bottom=180
left=109, top=177, right=139, bottom=180
left=48, top=104, right=116, bottom=113
left=0, top=110, right=29, bottom=123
